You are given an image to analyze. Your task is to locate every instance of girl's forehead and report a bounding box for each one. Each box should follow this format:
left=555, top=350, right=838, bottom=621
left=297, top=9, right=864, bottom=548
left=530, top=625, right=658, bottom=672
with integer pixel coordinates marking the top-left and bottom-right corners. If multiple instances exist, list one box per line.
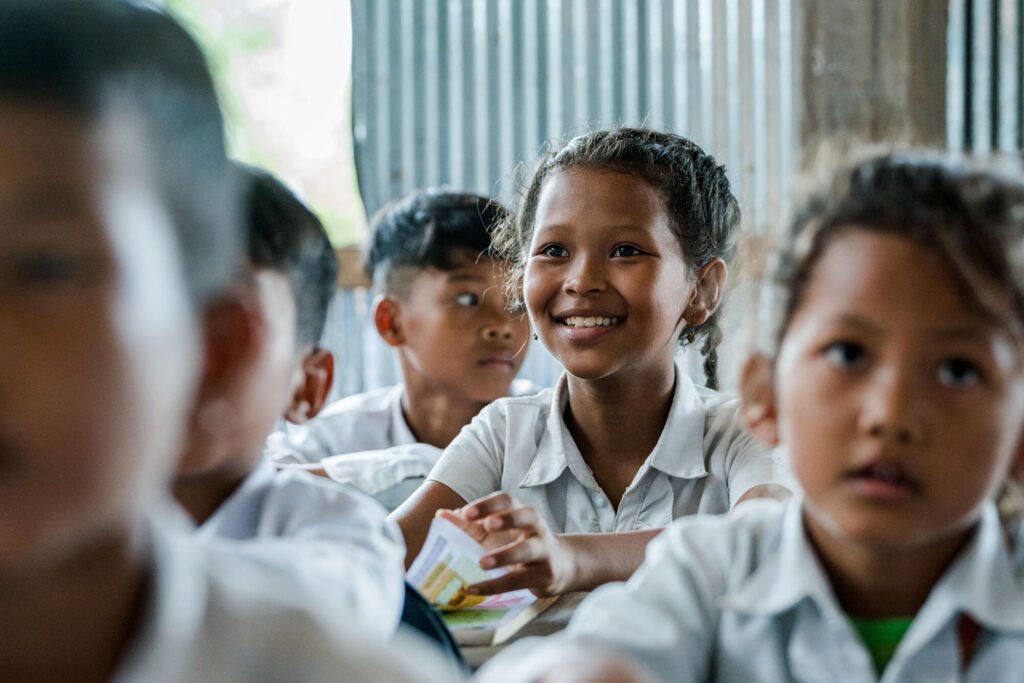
left=533, top=168, right=669, bottom=233
left=794, top=230, right=1021, bottom=344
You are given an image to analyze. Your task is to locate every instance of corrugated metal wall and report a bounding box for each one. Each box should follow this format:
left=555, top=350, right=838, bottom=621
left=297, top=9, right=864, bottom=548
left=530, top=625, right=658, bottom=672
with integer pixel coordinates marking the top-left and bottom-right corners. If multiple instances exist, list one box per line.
left=352, top=0, right=797, bottom=230
left=342, top=0, right=798, bottom=395
left=948, top=0, right=1024, bottom=151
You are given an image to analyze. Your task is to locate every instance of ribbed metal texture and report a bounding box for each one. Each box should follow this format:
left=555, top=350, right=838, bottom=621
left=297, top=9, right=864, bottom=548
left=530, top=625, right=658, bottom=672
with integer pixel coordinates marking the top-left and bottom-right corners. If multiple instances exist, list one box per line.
left=337, top=0, right=798, bottom=396
left=948, top=0, right=1024, bottom=152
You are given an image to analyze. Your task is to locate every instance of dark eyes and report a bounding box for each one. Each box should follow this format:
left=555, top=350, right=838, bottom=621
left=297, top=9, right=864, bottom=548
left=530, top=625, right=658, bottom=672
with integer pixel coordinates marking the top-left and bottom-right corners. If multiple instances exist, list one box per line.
left=537, top=244, right=642, bottom=258
left=540, top=244, right=568, bottom=258
left=938, top=357, right=982, bottom=389
left=455, top=292, right=480, bottom=307
left=823, top=341, right=984, bottom=390
left=8, top=251, right=92, bottom=287
left=823, top=341, right=867, bottom=370
left=611, top=244, right=642, bottom=257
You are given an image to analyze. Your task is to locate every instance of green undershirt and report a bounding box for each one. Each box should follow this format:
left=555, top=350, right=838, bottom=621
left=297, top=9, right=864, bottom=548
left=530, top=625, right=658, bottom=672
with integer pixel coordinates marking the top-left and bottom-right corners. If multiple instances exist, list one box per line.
left=849, top=615, right=914, bottom=675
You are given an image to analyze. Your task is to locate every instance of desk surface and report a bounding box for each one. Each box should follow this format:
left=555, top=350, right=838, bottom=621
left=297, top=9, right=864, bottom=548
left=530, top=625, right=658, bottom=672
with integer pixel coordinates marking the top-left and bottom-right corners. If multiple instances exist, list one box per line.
left=461, top=591, right=589, bottom=670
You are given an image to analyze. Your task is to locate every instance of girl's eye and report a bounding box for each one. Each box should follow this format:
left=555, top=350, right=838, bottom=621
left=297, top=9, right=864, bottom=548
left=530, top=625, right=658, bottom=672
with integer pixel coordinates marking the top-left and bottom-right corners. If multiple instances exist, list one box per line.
left=541, top=244, right=568, bottom=258
left=823, top=341, right=867, bottom=370
left=611, top=244, right=642, bottom=257
left=455, top=292, right=480, bottom=307
left=10, top=251, right=90, bottom=287
left=937, top=357, right=982, bottom=389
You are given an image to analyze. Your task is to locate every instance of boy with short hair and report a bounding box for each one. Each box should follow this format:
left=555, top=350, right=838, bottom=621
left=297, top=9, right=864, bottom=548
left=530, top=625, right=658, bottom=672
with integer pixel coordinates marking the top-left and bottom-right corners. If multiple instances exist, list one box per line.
left=174, top=165, right=406, bottom=640
left=268, top=190, right=534, bottom=510
left=0, top=2, right=457, bottom=680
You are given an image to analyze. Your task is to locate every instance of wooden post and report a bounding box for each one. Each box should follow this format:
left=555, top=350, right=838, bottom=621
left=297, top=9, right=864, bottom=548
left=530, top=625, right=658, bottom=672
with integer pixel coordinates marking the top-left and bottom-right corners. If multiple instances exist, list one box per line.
left=799, top=0, right=949, bottom=161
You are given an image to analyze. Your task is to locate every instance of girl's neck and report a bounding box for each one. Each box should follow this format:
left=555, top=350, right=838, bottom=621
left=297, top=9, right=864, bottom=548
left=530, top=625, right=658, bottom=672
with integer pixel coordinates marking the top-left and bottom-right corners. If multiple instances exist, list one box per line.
left=173, top=455, right=253, bottom=526
left=804, top=509, right=973, bottom=619
left=400, top=367, right=489, bottom=450
left=0, top=527, right=147, bottom=683
left=564, top=361, right=677, bottom=506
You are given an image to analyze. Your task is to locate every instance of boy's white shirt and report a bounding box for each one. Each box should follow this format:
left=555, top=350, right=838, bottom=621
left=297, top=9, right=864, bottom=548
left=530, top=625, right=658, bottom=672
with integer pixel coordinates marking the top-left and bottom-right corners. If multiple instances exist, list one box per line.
left=193, top=458, right=406, bottom=639
left=113, top=511, right=464, bottom=683
left=264, top=379, right=541, bottom=496
left=267, top=385, right=418, bottom=465
left=427, top=363, right=781, bottom=533
left=479, top=498, right=1024, bottom=683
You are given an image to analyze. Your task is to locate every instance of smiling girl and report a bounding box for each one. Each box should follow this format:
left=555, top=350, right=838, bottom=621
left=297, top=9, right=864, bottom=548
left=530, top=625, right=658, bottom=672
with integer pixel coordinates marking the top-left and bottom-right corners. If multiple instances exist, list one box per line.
left=393, top=128, right=786, bottom=596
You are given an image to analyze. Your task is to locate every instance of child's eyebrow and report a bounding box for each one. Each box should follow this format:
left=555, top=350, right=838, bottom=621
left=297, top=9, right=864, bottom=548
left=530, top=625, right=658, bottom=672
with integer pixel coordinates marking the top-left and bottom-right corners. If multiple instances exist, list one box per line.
left=829, top=313, right=1000, bottom=344
left=445, top=272, right=488, bottom=284
left=537, top=222, right=650, bottom=233
left=928, top=326, right=1005, bottom=344
left=0, top=186, right=90, bottom=222
left=827, top=313, right=884, bottom=335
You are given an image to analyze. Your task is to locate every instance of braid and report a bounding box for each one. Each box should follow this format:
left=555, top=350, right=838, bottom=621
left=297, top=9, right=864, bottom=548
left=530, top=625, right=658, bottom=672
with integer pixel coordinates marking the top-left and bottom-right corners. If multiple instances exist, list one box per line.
left=698, top=316, right=723, bottom=390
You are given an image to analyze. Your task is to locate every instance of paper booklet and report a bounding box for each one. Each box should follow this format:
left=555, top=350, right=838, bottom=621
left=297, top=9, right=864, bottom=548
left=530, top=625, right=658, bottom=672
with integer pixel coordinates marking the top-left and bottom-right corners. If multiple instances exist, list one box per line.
left=407, top=516, right=556, bottom=647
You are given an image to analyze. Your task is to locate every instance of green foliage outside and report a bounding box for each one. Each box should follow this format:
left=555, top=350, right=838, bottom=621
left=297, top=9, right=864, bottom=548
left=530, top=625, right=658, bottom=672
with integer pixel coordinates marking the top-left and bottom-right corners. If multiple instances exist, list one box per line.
left=162, top=0, right=367, bottom=245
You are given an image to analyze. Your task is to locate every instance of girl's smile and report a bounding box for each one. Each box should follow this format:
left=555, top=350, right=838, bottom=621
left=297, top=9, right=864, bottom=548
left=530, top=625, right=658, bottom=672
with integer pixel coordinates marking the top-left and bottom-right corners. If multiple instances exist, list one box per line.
left=524, top=168, right=694, bottom=382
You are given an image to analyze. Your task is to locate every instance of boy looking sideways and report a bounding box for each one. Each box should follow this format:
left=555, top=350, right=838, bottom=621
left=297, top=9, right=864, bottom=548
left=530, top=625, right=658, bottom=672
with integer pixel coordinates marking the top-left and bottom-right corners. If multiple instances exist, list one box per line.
left=269, top=190, right=534, bottom=510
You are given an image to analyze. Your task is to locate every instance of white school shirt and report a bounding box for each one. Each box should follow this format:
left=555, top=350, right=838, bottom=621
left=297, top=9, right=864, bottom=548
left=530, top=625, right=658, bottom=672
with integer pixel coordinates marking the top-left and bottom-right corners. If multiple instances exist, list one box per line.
left=194, top=457, right=406, bottom=639
left=266, top=380, right=540, bottom=509
left=267, top=385, right=417, bottom=465
left=114, top=513, right=465, bottom=683
left=480, top=498, right=1024, bottom=683
left=427, top=364, right=779, bottom=533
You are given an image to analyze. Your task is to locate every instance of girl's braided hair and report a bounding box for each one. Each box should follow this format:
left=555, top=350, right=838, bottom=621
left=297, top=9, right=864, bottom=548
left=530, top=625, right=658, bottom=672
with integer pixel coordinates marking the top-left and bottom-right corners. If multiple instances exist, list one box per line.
left=493, top=127, right=740, bottom=389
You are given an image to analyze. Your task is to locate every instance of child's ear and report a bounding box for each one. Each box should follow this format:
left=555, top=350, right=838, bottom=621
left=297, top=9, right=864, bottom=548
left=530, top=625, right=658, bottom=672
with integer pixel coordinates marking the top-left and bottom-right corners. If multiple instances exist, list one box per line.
left=184, top=289, right=262, bottom=460
left=284, top=348, right=335, bottom=424
left=373, top=295, right=405, bottom=347
left=686, top=257, right=728, bottom=327
left=739, top=352, right=781, bottom=446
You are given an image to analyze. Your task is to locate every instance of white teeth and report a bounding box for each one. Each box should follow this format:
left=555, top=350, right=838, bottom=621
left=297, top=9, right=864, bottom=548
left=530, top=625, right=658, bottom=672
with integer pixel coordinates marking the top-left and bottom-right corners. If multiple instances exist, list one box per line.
left=562, top=316, right=620, bottom=328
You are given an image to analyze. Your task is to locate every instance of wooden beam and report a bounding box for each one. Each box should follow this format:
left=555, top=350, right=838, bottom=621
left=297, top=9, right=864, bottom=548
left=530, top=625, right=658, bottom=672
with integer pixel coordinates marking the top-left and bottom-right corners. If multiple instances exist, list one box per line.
left=335, top=246, right=372, bottom=289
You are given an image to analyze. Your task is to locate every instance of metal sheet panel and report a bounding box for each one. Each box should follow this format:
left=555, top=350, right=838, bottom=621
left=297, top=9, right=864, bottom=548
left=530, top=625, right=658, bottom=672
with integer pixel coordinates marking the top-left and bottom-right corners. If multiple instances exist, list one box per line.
left=343, top=0, right=799, bottom=394
left=949, top=0, right=1024, bottom=151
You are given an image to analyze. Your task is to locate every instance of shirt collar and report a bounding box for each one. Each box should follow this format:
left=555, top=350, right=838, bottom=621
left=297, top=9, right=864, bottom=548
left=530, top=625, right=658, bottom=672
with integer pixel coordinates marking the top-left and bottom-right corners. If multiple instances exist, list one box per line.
left=196, top=457, right=276, bottom=538
left=518, top=376, right=572, bottom=488
left=725, top=499, right=1024, bottom=634
left=518, top=362, right=710, bottom=489
left=916, top=502, right=1024, bottom=632
left=724, top=497, right=833, bottom=615
left=647, top=365, right=710, bottom=480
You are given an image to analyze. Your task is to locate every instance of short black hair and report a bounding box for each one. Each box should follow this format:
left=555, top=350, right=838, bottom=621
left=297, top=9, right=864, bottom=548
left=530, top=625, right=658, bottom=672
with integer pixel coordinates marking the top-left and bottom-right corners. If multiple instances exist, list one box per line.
left=241, top=165, right=338, bottom=346
left=0, top=0, right=240, bottom=305
left=364, top=189, right=510, bottom=294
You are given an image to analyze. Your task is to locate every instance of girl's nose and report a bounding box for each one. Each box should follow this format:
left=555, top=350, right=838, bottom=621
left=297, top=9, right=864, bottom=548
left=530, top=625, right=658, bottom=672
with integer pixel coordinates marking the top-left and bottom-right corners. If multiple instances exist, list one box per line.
left=859, top=368, right=923, bottom=445
left=481, top=323, right=514, bottom=341
left=564, top=255, right=605, bottom=295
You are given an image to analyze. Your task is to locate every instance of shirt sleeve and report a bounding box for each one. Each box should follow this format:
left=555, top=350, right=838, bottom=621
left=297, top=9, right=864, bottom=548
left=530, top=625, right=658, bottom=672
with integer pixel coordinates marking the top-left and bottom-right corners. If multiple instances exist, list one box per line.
left=320, top=443, right=443, bottom=495
left=262, top=423, right=332, bottom=465
left=425, top=399, right=509, bottom=505
left=477, top=517, right=730, bottom=683
left=706, top=400, right=786, bottom=507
